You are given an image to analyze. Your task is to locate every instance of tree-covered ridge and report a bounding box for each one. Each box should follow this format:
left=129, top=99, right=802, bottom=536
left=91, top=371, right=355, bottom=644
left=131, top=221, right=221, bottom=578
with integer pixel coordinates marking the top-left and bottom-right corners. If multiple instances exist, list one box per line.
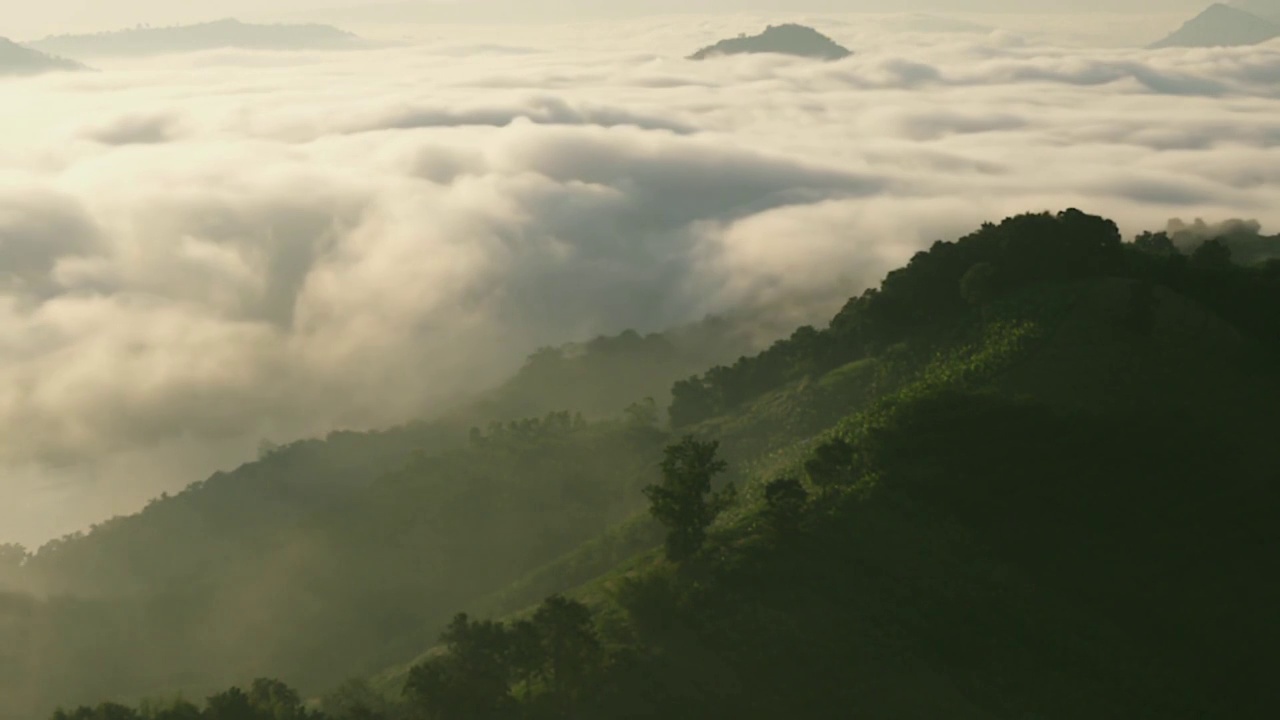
left=0, top=410, right=671, bottom=717
left=8, top=313, right=750, bottom=599
left=14, top=208, right=1280, bottom=720
left=0, top=308, right=755, bottom=718
left=670, top=209, right=1280, bottom=427
left=63, top=380, right=1278, bottom=718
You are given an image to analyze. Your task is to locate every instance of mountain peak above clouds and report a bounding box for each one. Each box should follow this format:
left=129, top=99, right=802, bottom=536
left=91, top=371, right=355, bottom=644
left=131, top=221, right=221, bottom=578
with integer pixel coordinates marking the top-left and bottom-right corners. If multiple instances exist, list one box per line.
left=690, top=24, right=852, bottom=60
left=1150, top=3, right=1280, bottom=48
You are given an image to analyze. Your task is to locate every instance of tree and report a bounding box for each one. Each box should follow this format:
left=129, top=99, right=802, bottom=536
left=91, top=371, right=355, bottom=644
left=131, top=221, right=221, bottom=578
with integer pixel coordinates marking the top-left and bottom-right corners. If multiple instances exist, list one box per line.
left=763, top=477, right=809, bottom=537
left=669, top=377, right=718, bottom=429
left=644, top=437, right=733, bottom=561
left=403, top=660, right=456, bottom=720
left=506, top=620, right=543, bottom=702
left=0, top=543, right=27, bottom=587
left=247, top=679, right=307, bottom=720
left=1191, top=239, right=1232, bottom=269
left=1134, top=231, right=1178, bottom=257
left=320, top=679, right=392, bottom=720
left=204, top=688, right=259, bottom=720
left=804, top=437, right=855, bottom=490
left=405, top=614, right=513, bottom=720
left=532, top=595, right=600, bottom=709
left=0, top=543, right=27, bottom=569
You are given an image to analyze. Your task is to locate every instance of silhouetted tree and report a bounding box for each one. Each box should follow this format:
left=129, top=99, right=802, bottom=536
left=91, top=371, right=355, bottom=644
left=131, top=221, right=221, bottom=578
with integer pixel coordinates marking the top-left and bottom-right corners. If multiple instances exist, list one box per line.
left=1134, top=231, right=1178, bottom=256
left=669, top=377, right=717, bottom=428
left=0, top=543, right=27, bottom=569
left=0, top=543, right=27, bottom=586
left=532, top=595, right=600, bottom=709
left=1191, top=239, right=1233, bottom=269
left=644, top=437, right=733, bottom=561
left=763, top=477, right=809, bottom=537
left=204, top=688, right=257, bottom=720
left=248, top=678, right=307, bottom=720
left=403, top=660, right=456, bottom=720
left=407, top=614, right=513, bottom=720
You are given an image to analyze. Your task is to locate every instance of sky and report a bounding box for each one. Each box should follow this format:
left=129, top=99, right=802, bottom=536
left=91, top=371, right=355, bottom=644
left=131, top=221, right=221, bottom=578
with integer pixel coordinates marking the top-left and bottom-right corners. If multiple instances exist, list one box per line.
left=3, top=9, right=1280, bottom=547
left=3, top=1, right=1218, bottom=41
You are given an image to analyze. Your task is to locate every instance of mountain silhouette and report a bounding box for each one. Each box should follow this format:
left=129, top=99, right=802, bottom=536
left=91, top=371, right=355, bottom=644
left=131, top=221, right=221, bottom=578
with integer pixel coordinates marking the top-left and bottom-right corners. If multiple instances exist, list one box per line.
left=0, top=37, right=85, bottom=75
left=29, top=18, right=362, bottom=59
left=690, top=24, right=852, bottom=60
left=1150, top=3, right=1280, bottom=48
left=1232, top=0, right=1280, bottom=23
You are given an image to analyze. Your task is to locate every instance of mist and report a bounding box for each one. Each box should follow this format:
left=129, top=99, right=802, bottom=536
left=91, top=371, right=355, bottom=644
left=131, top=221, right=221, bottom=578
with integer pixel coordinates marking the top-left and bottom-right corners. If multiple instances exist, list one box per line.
left=3, top=10, right=1280, bottom=549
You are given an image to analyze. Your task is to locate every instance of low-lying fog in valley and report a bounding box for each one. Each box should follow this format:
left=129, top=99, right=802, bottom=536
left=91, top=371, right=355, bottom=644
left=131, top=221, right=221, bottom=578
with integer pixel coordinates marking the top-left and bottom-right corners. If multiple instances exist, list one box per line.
left=3, top=7, right=1279, bottom=548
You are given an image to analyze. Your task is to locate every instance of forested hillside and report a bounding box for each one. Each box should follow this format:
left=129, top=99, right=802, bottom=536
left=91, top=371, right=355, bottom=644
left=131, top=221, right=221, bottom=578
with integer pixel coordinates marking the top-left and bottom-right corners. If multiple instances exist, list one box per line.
left=11, top=209, right=1280, bottom=720
left=0, top=318, right=754, bottom=718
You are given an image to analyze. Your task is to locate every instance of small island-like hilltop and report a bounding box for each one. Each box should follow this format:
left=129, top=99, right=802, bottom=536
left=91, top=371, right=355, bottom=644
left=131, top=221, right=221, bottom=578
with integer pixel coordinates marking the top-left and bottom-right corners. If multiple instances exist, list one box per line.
left=0, top=36, right=86, bottom=75
left=690, top=24, right=852, bottom=60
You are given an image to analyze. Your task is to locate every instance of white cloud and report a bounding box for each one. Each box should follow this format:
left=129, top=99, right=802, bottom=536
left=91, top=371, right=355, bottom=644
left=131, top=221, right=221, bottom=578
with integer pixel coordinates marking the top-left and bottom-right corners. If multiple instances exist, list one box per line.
left=1, top=20, right=1279, bottom=546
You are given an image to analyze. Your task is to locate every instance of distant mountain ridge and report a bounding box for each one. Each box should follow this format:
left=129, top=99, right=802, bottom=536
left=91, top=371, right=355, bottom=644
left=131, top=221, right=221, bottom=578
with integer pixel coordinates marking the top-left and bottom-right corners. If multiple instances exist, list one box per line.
left=690, top=24, right=852, bottom=60
left=1150, top=3, right=1280, bottom=48
left=28, top=18, right=362, bottom=59
left=0, top=37, right=85, bottom=75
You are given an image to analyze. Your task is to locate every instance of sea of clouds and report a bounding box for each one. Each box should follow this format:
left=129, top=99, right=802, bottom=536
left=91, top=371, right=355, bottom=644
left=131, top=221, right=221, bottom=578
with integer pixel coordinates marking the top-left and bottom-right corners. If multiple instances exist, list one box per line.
left=2, top=13, right=1279, bottom=546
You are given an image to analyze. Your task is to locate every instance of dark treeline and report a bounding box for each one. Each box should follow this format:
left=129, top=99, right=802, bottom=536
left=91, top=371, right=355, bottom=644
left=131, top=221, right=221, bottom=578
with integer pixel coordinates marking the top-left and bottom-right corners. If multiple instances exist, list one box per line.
left=670, top=209, right=1280, bottom=427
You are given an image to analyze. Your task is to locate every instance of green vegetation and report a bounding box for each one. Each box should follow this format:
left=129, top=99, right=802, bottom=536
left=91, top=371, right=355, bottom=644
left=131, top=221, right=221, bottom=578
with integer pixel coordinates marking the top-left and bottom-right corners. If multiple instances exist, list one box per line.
left=643, top=437, right=734, bottom=561
left=9, top=209, right=1280, bottom=720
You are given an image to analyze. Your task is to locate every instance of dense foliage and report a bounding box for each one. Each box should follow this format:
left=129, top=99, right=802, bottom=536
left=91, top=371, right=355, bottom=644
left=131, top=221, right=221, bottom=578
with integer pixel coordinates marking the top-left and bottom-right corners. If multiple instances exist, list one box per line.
left=642, top=437, right=734, bottom=561
left=670, top=209, right=1280, bottom=427
left=0, top=411, right=669, bottom=716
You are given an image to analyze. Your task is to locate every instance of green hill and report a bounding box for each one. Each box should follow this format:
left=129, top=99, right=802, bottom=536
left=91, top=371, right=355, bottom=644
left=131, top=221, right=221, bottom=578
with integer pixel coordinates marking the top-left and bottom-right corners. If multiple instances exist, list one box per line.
left=11, top=209, right=1280, bottom=720
left=0, top=315, right=754, bottom=718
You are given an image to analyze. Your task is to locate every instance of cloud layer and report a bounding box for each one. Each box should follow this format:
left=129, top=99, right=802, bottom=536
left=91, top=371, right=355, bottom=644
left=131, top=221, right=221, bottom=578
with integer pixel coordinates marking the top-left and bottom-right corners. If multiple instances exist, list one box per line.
left=2, top=16, right=1280, bottom=545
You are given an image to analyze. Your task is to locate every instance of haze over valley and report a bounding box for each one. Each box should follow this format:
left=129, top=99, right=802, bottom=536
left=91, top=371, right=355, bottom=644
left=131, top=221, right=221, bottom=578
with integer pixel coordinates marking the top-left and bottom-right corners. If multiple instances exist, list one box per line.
left=1, top=3, right=1277, bottom=719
